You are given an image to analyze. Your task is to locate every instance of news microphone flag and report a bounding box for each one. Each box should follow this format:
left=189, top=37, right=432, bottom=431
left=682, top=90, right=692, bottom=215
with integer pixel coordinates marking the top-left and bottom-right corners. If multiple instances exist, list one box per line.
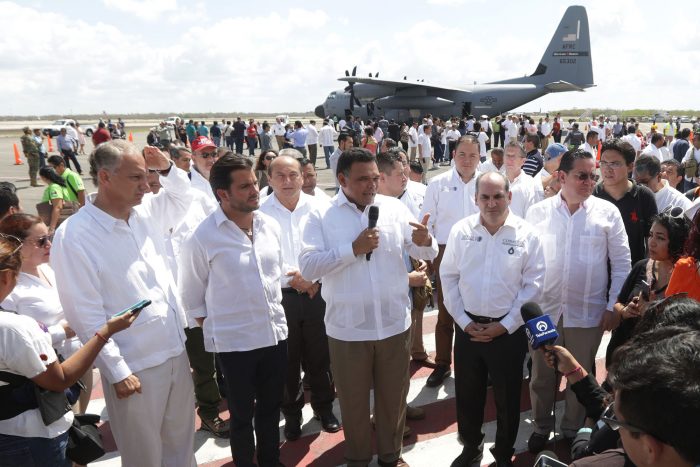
left=520, top=302, right=559, bottom=349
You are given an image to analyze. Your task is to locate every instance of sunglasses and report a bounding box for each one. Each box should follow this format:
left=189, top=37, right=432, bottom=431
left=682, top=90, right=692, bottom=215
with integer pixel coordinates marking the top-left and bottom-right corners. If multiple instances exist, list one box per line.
left=569, top=172, right=599, bottom=182
left=34, top=234, right=54, bottom=248
left=199, top=152, right=219, bottom=159
left=600, top=402, right=665, bottom=442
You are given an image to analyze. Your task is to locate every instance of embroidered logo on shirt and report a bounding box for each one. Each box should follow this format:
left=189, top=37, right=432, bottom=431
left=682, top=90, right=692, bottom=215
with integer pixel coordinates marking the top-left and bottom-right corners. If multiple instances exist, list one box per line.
left=461, top=234, right=482, bottom=242
left=630, top=211, right=639, bottom=223
left=508, top=247, right=515, bottom=255
left=502, top=239, right=525, bottom=248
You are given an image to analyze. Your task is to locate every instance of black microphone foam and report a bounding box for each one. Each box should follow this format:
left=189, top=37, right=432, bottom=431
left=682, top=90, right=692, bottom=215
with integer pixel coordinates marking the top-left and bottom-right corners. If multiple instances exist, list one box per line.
left=366, top=205, right=379, bottom=261
left=521, top=301, right=544, bottom=322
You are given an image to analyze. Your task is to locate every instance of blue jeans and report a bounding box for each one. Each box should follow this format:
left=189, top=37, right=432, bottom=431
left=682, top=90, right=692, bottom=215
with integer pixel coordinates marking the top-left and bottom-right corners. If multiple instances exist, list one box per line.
left=0, top=431, right=71, bottom=466
left=323, top=146, right=334, bottom=168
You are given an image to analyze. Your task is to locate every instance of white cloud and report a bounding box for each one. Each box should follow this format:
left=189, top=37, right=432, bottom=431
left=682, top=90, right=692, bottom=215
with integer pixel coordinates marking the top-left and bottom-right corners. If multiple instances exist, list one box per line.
left=0, top=0, right=698, bottom=116
left=102, top=0, right=178, bottom=20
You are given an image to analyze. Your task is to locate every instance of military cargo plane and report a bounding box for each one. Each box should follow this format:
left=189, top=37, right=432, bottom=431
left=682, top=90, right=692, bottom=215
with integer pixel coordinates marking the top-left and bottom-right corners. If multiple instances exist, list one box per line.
left=314, top=5, right=593, bottom=122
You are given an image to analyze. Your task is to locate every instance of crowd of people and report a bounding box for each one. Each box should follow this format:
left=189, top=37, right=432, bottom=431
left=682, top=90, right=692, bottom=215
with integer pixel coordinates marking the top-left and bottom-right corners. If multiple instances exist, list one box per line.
left=1, top=109, right=699, bottom=467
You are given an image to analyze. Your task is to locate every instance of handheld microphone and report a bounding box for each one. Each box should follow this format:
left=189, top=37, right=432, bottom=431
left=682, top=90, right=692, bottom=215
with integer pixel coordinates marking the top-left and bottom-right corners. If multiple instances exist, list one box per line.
left=366, top=205, right=379, bottom=261
left=533, top=451, right=567, bottom=467
left=520, top=302, right=559, bottom=350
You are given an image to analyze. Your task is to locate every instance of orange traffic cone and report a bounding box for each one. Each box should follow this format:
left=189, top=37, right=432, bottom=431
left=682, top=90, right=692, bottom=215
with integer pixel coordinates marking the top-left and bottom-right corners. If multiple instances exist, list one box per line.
left=47, top=135, right=53, bottom=152
left=128, top=132, right=134, bottom=142
left=13, top=143, right=23, bottom=165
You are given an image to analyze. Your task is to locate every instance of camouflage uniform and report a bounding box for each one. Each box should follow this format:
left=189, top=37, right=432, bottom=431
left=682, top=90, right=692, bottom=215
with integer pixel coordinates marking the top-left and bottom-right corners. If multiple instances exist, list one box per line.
left=21, top=133, right=40, bottom=185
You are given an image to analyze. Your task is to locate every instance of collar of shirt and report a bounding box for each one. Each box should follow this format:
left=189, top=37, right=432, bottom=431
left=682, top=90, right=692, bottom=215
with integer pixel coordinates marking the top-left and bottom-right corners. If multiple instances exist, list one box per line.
left=83, top=195, right=126, bottom=233
left=555, top=190, right=592, bottom=214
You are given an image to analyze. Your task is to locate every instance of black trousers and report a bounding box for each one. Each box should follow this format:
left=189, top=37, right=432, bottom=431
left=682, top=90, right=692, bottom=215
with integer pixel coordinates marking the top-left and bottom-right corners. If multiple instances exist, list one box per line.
left=234, top=137, right=245, bottom=154
left=61, top=148, right=81, bottom=174
left=281, top=289, right=334, bottom=418
left=217, top=340, right=287, bottom=467
left=454, top=323, right=527, bottom=460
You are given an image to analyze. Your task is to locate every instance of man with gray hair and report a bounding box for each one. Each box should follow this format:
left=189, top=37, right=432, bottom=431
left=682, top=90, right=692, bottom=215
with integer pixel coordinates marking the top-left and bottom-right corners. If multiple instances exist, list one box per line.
left=51, top=140, right=197, bottom=466
left=502, top=141, right=537, bottom=217
left=441, top=171, right=545, bottom=466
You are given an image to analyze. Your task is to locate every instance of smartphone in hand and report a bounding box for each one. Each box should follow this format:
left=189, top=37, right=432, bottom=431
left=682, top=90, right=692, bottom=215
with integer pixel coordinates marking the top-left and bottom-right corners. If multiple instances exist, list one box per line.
left=113, top=299, right=152, bottom=318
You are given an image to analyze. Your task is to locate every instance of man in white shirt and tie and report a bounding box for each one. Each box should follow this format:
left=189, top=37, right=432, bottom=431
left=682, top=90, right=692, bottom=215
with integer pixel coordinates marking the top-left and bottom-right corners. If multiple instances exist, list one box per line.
left=441, top=171, right=545, bottom=467
left=259, top=155, right=339, bottom=440
left=300, top=148, right=438, bottom=467
left=524, top=149, right=631, bottom=453
left=179, top=155, right=288, bottom=467
left=420, top=135, right=481, bottom=388
left=51, top=140, right=196, bottom=467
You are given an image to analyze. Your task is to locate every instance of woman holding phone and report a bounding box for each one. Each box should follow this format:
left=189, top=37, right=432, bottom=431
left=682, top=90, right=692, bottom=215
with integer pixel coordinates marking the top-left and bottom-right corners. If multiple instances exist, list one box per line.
left=605, top=207, right=691, bottom=364
left=0, top=233, right=138, bottom=466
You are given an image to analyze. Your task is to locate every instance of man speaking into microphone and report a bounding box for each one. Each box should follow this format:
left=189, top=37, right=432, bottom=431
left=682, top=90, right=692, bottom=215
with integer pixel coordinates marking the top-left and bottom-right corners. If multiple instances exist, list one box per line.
left=300, top=148, right=437, bottom=467
left=440, top=172, right=545, bottom=467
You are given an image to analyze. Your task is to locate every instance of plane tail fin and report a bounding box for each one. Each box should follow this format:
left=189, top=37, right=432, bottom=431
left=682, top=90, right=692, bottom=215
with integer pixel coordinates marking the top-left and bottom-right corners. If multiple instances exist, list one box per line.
left=492, top=5, right=593, bottom=89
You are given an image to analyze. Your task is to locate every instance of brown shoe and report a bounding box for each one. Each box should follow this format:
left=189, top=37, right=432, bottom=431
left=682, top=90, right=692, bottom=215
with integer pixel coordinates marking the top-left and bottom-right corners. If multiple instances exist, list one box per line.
left=396, top=458, right=410, bottom=467
left=412, top=356, right=438, bottom=368
left=406, top=405, right=425, bottom=420
left=200, top=416, right=230, bottom=438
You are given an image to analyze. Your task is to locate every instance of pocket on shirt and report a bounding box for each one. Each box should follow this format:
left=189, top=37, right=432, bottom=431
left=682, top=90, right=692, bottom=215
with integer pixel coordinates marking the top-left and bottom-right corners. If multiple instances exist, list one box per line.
left=578, top=235, right=605, bottom=265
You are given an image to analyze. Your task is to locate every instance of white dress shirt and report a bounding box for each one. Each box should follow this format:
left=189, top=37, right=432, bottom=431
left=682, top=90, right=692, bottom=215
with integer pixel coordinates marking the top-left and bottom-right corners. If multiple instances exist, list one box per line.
left=525, top=193, right=631, bottom=328
left=540, top=121, right=552, bottom=137
left=190, top=167, right=217, bottom=203
left=408, top=126, right=418, bottom=148
left=654, top=179, right=692, bottom=212
left=640, top=144, right=662, bottom=161
left=622, top=134, right=642, bottom=153
left=420, top=167, right=480, bottom=244
left=440, top=212, right=545, bottom=334
left=532, top=168, right=551, bottom=203
left=318, top=124, right=337, bottom=147
left=306, top=124, right=319, bottom=145
left=477, top=132, right=488, bottom=158
left=312, top=186, right=332, bottom=200
left=478, top=159, right=507, bottom=175
left=178, top=208, right=288, bottom=353
left=509, top=171, right=538, bottom=218
left=259, top=192, right=328, bottom=287
left=272, top=122, right=286, bottom=136
left=582, top=142, right=598, bottom=158
left=51, top=167, right=192, bottom=384
left=299, top=191, right=438, bottom=342
left=418, top=133, right=432, bottom=161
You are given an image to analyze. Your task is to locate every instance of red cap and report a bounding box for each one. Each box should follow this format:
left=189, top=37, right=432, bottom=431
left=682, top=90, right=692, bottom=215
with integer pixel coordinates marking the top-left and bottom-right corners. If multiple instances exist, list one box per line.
left=191, top=136, right=217, bottom=153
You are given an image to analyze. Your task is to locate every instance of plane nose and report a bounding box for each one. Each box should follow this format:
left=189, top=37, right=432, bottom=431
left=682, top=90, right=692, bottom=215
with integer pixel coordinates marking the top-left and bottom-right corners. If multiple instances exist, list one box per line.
left=314, top=105, right=325, bottom=119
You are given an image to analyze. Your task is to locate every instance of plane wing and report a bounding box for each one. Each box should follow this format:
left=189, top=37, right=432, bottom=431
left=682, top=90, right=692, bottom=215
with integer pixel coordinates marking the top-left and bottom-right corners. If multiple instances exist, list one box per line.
left=339, top=76, right=467, bottom=93
left=543, top=80, right=590, bottom=93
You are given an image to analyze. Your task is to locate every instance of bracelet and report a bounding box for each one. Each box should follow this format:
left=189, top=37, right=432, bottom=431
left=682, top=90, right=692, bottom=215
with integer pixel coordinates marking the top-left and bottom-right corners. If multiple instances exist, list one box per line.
left=564, top=366, right=583, bottom=378
left=95, top=331, right=109, bottom=344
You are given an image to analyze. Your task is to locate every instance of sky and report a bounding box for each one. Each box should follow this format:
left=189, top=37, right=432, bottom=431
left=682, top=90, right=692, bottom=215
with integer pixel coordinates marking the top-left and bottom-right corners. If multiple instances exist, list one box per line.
left=1, top=0, right=698, bottom=116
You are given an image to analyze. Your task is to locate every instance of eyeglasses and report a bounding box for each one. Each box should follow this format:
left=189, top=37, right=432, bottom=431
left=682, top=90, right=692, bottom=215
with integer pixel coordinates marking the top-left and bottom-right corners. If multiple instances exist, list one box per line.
left=568, top=171, right=599, bottom=182
left=34, top=234, right=53, bottom=248
left=600, top=402, right=665, bottom=442
left=600, top=160, right=626, bottom=170
left=662, top=205, right=684, bottom=218
left=199, top=152, right=219, bottom=159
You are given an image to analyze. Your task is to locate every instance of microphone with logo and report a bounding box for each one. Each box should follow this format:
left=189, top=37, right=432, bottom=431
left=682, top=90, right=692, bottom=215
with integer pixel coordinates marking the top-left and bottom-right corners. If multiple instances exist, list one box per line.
left=366, top=205, right=379, bottom=261
left=520, top=302, right=559, bottom=350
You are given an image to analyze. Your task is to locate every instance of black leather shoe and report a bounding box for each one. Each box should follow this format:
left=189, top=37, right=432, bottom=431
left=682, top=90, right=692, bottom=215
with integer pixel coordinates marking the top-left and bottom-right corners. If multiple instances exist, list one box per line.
left=284, top=416, right=302, bottom=441
left=314, top=411, right=341, bottom=433
left=527, top=431, right=549, bottom=453
left=426, top=365, right=452, bottom=387
left=449, top=448, right=482, bottom=467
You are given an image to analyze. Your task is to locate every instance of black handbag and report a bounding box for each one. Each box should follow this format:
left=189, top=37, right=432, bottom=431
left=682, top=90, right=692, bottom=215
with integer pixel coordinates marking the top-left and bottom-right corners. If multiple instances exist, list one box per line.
left=66, top=413, right=105, bottom=464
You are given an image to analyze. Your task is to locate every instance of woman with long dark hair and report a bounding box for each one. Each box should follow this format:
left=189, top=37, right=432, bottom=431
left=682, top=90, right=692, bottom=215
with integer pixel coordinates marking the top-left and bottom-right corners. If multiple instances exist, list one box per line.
left=667, top=209, right=700, bottom=300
